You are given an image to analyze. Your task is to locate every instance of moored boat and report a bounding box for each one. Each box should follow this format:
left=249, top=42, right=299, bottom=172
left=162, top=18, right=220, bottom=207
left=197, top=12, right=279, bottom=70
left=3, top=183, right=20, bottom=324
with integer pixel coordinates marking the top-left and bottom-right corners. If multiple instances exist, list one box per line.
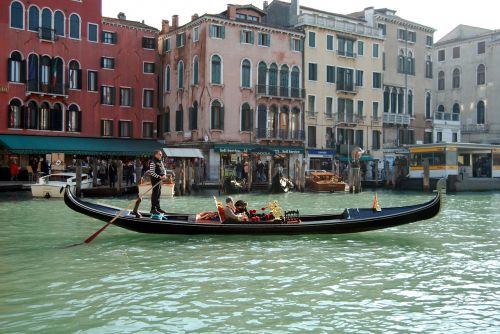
left=305, top=170, right=347, bottom=192
left=32, top=173, right=96, bottom=198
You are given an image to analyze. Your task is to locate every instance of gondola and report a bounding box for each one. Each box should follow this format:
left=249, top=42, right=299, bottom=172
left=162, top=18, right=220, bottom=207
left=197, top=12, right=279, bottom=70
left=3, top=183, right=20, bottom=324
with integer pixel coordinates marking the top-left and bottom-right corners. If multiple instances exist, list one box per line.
left=64, top=179, right=445, bottom=235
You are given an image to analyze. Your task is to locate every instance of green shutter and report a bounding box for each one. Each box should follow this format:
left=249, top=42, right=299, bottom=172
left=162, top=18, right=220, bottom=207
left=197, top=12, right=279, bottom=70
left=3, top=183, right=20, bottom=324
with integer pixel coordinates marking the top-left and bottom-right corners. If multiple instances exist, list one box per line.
left=220, top=107, right=224, bottom=130
left=221, top=26, right=225, bottom=39
left=250, top=31, right=254, bottom=44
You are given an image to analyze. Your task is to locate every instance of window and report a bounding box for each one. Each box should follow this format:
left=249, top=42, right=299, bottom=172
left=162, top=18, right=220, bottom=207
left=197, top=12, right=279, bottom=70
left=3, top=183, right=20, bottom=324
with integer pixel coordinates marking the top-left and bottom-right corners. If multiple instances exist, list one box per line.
left=372, top=43, right=379, bottom=58
left=279, top=65, right=289, bottom=97
left=357, top=100, right=364, bottom=118
left=119, top=120, right=132, bottom=137
left=101, top=119, right=113, bottom=136
left=39, top=102, right=50, bottom=130
left=398, top=50, right=405, bottom=73
left=241, top=30, right=254, bottom=44
left=355, top=70, right=364, bottom=87
left=176, top=32, right=186, bottom=47
left=438, top=49, right=445, bottom=61
left=308, top=63, right=317, bottom=81
left=326, top=65, right=335, bottom=83
left=87, top=71, right=98, bottom=91
left=142, top=37, right=156, bottom=49
left=142, top=122, right=153, bottom=138
left=211, top=100, right=224, bottom=130
left=258, top=62, right=267, bottom=93
left=177, top=61, right=184, bottom=89
left=477, top=101, right=485, bottom=124
left=51, top=103, right=63, bottom=131
left=143, top=62, right=155, bottom=74
left=68, top=60, right=81, bottom=89
left=372, top=72, right=382, bottom=88
left=477, top=64, right=485, bottom=85
left=407, top=90, right=413, bottom=116
left=8, top=52, right=23, bottom=83
left=143, top=89, right=153, bottom=108
left=357, top=41, right=364, bottom=56
left=164, top=65, right=170, bottom=92
left=10, top=1, right=24, bottom=29
left=308, top=31, right=316, bottom=48
left=478, top=41, right=485, bottom=54
left=164, top=38, right=171, bottom=52
left=426, top=35, right=433, bottom=47
left=326, top=35, right=334, bottom=51
left=308, top=95, right=316, bottom=114
left=438, top=71, right=445, bottom=90
left=338, top=37, right=354, bottom=57
left=425, top=92, right=431, bottom=119
left=40, top=8, right=52, bottom=38
left=241, top=103, right=253, bottom=131
left=193, top=27, right=199, bottom=42
left=192, top=56, right=199, bottom=85
left=120, top=87, right=132, bottom=106
left=241, top=59, right=251, bottom=88
left=209, top=24, right=225, bottom=39
left=337, top=67, right=354, bottom=91
left=452, top=132, right=458, bottom=143
left=406, top=52, right=415, bottom=75
left=307, top=126, right=316, bottom=147
left=102, top=31, right=117, bottom=44
left=28, top=6, right=39, bottom=32
left=54, top=10, right=64, bottom=37
left=8, top=99, right=23, bottom=128
left=211, top=55, right=221, bottom=84
left=452, top=68, right=460, bottom=89
left=88, top=23, right=98, bottom=42
left=176, top=106, right=183, bottom=131
left=408, top=31, right=416, bottom=43
left=69, top=14, right=80, bottom=39
left=453, top=47, right=460, bottom=59
left=378, top=23, right=386, bottom=36
left=372, top=101, right=379, bottom=120
left=189, top=102, right=198, bottom=130
left=291, top=38, right=303, bottom=51
left=67, top=104, right=81, bottom=132
left=258, top=32, right=270, bottom=47
left=372, top=130, right=381, bottom=150
left=101, top=57, right=115, bottom=69
left=436, top=131, right=442, bottom=143
left=425, top=56, right=433, bottom=78
left=291, top=66, right=300, bottom=98
left=326, top=97, right=333, bottom=117
left=101, top=86, right=115, bottom=105
left=269, top=64, right=278, bottom=95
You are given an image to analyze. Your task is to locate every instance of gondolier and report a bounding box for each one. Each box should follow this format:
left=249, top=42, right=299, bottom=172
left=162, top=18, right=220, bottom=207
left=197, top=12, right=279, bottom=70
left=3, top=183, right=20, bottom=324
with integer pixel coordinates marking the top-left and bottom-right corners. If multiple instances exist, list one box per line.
left=149, top=149, right=167, bottom=214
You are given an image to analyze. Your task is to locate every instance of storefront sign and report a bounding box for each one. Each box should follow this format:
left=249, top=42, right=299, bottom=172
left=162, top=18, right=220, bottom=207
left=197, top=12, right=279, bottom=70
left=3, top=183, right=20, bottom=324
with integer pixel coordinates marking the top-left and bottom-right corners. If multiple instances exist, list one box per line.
left=307, top=149, right=335, bottom=156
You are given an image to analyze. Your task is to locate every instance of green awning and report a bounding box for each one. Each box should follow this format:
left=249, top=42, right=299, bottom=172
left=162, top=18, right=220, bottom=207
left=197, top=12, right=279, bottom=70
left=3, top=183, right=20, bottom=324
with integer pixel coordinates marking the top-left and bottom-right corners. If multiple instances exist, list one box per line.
left=336, top=155, right=377, bottom=162
left=0, top=134, right=164, bottom=156
left=214, top=143, right=304, bottom=154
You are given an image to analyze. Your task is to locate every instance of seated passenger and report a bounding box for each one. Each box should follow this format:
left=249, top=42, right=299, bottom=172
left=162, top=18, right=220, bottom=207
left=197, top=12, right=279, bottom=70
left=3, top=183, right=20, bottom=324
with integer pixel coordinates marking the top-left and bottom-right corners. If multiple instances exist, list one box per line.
left=234, top=200, right=250, bottom=217
left=223, top=197, right=241, bottom=223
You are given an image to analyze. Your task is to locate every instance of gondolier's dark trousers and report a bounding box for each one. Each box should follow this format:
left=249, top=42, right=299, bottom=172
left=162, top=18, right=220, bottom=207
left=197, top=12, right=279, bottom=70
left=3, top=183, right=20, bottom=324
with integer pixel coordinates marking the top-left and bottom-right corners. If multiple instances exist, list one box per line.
left=151, top=178, right=162, bottom=211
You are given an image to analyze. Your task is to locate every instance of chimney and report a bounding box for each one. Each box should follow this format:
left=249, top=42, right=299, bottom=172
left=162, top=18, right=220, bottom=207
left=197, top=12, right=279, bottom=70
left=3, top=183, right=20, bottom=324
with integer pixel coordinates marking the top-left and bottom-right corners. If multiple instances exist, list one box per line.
left=117, top=12, right=126, bottom=20
left=227, top=5, right=237, bottom=20
left=364, top=7, right=375, bottom=27
left=290, top=0, right=299, bottom=25
left=161, top=19, right=170, bottom=34
left=172, top=15, right=179, bottom=29
left=191, top=13, right=199, bottom=21
left=263, top=1, right=268, bottom=9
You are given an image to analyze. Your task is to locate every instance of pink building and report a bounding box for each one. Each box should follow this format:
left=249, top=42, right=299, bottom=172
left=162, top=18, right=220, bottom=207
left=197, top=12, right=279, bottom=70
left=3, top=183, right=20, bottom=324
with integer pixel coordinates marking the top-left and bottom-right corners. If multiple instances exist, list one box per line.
left=159, top=4, right=305, bottom=180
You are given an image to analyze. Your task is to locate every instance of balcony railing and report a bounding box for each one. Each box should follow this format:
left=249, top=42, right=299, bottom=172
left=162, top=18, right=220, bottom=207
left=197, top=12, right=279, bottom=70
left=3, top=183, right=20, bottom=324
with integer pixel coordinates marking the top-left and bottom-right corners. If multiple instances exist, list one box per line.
left=39, top=27, right=58, bottom=41
left=256, top=128, right=305, bottom=141
left=27, top=80, right=67, bottom=97
left=434, top=111, right=460, bottom=122
left=337, top=50, right=356, bottom=58
left=336, top=82, right=357, bottom=93
left=298, top=13, right=383, bottom=39
left=383, top=112, right=411, bottom=125
left=461, top=124, right=489, bottom=134
left=256, top=85, right=305, bottom=99
left=337, top=112, right=355, bottom=124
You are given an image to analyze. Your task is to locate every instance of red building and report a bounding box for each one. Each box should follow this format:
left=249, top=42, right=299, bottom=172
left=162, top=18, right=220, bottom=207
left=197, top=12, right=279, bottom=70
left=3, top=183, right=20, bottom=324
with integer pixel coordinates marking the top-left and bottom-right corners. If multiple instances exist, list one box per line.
left=0, top=0, right=160, bottom=170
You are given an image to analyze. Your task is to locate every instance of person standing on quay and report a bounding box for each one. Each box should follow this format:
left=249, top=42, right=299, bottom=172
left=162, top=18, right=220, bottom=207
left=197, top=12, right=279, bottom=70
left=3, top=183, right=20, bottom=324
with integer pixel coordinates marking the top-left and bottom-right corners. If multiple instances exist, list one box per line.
left=149, top=150, right=167, bottom=214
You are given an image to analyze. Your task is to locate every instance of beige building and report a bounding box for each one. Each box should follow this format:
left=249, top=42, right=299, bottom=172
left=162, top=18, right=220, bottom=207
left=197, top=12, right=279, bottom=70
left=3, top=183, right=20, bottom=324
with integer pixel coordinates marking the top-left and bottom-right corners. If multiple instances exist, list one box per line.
left=266, top=1, right=384, bottom=168
left=433, top=25, right=500, bottom=144
left=353, top=8, right=436, bottom=148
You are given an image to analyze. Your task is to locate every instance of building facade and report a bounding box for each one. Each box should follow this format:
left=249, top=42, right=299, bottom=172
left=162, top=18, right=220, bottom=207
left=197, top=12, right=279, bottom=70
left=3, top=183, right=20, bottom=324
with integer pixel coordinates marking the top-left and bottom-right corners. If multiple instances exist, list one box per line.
left=433, top=25, right=500, bottom=144
left=158, top=5, right=305, bottom=180
left=2, top=1, right=159, bottom=142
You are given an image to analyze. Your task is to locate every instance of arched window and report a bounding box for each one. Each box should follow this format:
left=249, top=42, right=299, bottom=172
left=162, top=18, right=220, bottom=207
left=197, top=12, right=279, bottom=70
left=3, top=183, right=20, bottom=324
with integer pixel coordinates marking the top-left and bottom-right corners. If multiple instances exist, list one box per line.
left=268, top=105, right=278, bottom=136
left=8, top=99, right=23, bottom=129
left=397, top=88, right=404, bottom=114
left=192, top=56, right=199, bottom=85
left=256, top=104, right=267, bottom=138
left=269, top=63, right=278, bottom=95
left=27, top=54, right=38, bottom=89
left=164, top=65, right=170, bottom=92
left=477, top=64, right=485, bottom=85
left=407, top=51, right=415, bottom=75
left=291, top=66, right=300, bottom=97
left=241, top=59, right=251, bottom=88
left=54, top=10, right=65, bottom=37
left=211, top=100, right=224, bottom=130
left=52, top=57, right=63, bottom=93
left=67, top=104, right=81, bottom=132
left=291, top=107, right=300, bottom=138
left=438, top=105, right=445, bottom=112
left=52, top=102, right=63, bottom=131
left=69, top=14, right=80, bottom=39
left=189, top=101, right=198, bottom=130
left=398, top=50, right=405, bottom=73
left=241, top=102, right=252, bottom=131
left=425, top=92, right=431, bottom=119
left=39, top=102, right=50, bottom=130
left=68, top=60, right=81, bottom=89
left=390, top=88, right=397, bottom=113
left=177, top=61, right=184, bottom=89
left=438, top=71, right=445, bottom=90
left=425, top=55, right=433, bottom=78
left=175, top=104, right=183, bottom=131
left=257, top=62, right=267, bottom=94
left=26, top=101, right=38, bottom=130
left=28, top=6, right=39, bottom=32
left=279, top=65, right=289, bottom=97
left=211, top=55, right=221, bottom=84
left=407, top=90, right=413, bottom=116
left=10, top=1, right=24, bottom=29
left=8, top=51, right=23, bottom=83
left=279, top=105, right=289, bottom=138
left=452, top=103, right=460, bottom=121
left=477, top=101, right=485, bottom=124
left=452, top=68, right=460, bottom=88
left=384, top=87, right=390, bottom=113
left=41, top=8, right=51, bottom=29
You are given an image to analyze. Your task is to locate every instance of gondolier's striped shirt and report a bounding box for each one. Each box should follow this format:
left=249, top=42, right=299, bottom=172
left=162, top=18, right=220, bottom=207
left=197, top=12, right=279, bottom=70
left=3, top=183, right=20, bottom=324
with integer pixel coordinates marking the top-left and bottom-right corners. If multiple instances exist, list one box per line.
left=149, top=158, right=165, bottom=179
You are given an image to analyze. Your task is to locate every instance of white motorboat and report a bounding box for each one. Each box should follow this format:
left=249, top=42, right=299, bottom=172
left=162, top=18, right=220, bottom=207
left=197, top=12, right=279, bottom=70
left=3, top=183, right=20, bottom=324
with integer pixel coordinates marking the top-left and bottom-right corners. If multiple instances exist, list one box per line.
left=31, top=173, right=95, bottom=198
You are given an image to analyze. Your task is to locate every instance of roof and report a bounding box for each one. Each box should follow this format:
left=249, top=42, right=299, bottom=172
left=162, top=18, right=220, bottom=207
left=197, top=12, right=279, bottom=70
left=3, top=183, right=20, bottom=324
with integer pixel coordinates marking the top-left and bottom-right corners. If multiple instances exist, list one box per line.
left=163, top=148, right=204, bottom=159
left=102, top=17, right=159, bottom=32
left=220, top=4, right=267, bottom=16
left=435, top=24, right=495, bottom=45
left=0, top=135, right=164, bottom=156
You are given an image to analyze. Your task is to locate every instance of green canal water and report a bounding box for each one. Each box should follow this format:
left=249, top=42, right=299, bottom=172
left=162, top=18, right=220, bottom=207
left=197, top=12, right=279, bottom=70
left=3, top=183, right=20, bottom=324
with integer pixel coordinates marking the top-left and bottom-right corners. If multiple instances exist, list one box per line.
left=0, top=190, right=499, bottom=333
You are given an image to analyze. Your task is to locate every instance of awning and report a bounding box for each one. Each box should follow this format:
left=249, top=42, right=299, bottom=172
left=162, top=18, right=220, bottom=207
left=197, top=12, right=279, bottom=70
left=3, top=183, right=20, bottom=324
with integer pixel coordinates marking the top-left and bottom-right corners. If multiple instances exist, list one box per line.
left=336, top=155, right=377, bottom=162
left=0, top=134, right=164, bottom=156
left=214, top=143, right=304, bottom=154
left=163, top=148, right=204, bottom=159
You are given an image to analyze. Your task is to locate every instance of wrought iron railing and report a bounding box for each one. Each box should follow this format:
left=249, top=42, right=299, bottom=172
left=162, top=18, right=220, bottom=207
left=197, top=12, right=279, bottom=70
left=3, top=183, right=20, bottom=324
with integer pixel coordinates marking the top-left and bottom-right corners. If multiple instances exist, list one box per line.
left=39, top=27, right=57, bottom=41
left=256, top=128, right=305, bottom=140
left=256, top=85, right=305, bottom=99
left=27, top=80, right=67, bottom=96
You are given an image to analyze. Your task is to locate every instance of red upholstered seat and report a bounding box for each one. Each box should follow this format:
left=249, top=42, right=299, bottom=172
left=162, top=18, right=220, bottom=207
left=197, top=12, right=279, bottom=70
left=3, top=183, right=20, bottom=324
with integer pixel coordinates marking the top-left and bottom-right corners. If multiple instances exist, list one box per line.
left=217, top=203, right=225, bottom=221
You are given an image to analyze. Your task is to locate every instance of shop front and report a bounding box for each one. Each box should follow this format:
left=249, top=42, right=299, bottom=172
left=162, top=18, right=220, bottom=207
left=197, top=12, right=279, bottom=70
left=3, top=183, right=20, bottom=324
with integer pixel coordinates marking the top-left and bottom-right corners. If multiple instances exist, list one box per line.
left=307, top=149, right=335, bottom=171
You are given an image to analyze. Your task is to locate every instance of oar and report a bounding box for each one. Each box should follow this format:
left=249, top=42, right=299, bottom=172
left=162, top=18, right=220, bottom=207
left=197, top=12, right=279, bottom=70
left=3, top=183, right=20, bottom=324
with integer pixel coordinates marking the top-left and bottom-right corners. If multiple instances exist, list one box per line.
left=213, top=196, right=223, bottom=224
left=68, top=180, right=162, bottom=247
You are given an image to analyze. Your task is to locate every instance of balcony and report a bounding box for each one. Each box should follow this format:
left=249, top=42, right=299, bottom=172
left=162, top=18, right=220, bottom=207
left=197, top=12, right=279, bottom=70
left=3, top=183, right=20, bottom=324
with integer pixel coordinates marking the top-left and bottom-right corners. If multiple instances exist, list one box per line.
left=298, top=13, right=383, bottom=39
left=256, top=128, right=305, bottom=141
left=461, top=124, right=489, bottom=134
left=38, top=28, right=58, bottom=42
left=26, top=80, right=68, bottom=97
left=256, top=85, right=305, bottom=99
left=336, top=82, right=357, bottom=94
left=337, top=112, right=357, bottom=126
left=383, top=113, right=411, bottom=125
left=433, top=111, right=460, bottom=127
left=337, top=50, right=357, bottom=58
